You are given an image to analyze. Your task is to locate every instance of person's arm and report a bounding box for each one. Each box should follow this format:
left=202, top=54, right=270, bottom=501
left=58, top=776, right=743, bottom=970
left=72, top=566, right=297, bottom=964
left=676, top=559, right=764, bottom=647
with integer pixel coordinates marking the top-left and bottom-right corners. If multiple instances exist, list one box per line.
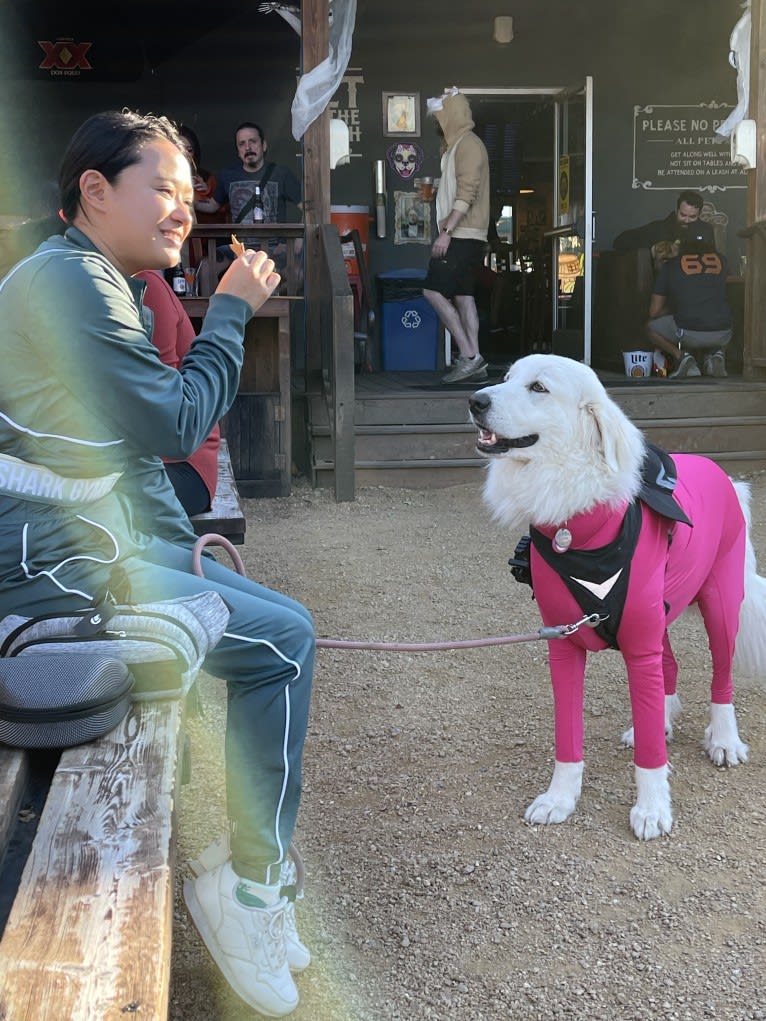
left=648, top=263, right=670, bottom=319
left=432, top=135, right=483, bottom=257
left=28, top=249, right=275, bottom=461
left=432, top=207, right=466, bottom=258
left=648, top=292, right=668, bottom=319
left=452, top=133, right=484, bottom=216
left=194, top=195, right=222, bottom=215
left=195, top=173, right=226, bottom=215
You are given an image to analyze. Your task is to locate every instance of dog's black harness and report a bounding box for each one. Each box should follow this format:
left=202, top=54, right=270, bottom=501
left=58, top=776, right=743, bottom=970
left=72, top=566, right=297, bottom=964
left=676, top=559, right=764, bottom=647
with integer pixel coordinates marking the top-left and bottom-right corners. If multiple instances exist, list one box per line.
left=512, top=445, right=692, bottom=650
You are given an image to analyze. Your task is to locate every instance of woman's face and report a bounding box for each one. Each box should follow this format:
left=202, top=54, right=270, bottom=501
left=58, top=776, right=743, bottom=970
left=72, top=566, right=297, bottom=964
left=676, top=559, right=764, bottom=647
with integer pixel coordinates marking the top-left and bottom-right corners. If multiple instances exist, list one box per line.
left=90, top=138, right=194, bottom=275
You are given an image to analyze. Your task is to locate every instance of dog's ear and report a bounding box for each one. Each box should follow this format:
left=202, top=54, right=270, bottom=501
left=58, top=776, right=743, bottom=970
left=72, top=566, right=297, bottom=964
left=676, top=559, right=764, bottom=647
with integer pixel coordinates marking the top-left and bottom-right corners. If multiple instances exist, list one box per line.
left=581, top=396, right=642, bottom=474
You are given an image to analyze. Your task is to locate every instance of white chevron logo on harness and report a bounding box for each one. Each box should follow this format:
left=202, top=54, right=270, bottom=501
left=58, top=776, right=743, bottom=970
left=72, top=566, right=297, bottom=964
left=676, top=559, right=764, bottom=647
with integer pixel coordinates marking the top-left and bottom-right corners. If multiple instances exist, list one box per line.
left=570, top=569, right=624, bottom=602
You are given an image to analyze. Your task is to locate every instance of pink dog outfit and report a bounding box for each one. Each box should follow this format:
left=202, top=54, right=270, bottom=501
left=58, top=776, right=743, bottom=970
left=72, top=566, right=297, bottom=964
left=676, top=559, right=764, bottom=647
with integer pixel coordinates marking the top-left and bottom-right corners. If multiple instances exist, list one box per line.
left=527, top=453, right=745, bottom=770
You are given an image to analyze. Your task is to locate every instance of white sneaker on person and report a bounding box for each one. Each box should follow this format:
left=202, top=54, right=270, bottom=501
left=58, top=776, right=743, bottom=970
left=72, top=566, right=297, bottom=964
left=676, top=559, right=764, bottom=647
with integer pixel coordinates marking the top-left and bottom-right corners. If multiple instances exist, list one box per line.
left=668, top=352, right=701, bottom=379
left=703, top=349, right=727, bottom=377
left=189, top=834, right=311, bottom=973
left=183, top=861, right=299, bottom=1017
left=441, top=354, right=488, bottom=384
left=279, top=858, right=312, bottom=972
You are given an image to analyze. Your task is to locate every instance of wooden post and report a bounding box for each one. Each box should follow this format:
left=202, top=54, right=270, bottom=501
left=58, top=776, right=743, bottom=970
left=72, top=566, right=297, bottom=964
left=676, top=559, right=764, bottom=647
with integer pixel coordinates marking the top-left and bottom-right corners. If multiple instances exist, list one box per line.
left=301, top=0, right=330, bottom=376
left=743, top=0, right=766, bottom=376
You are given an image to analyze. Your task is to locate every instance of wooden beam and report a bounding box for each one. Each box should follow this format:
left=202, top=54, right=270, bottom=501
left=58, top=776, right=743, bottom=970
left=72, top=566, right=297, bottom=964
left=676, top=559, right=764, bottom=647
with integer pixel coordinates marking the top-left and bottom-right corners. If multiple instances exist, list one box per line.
left=743, top=0, right=766, bottom=376
left=302, top=0, right=331, bottom=375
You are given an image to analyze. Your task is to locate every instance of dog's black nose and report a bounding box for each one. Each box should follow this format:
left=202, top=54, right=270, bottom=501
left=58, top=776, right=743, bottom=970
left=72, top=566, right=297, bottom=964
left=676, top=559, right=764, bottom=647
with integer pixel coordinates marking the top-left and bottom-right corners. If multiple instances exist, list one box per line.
left=468, top=392, right=491, bottom=415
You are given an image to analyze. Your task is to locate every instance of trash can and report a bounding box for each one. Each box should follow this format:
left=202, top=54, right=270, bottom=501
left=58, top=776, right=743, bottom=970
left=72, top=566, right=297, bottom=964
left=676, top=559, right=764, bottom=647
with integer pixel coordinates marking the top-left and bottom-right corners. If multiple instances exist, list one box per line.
left=377, top=268, right=439, bottom=371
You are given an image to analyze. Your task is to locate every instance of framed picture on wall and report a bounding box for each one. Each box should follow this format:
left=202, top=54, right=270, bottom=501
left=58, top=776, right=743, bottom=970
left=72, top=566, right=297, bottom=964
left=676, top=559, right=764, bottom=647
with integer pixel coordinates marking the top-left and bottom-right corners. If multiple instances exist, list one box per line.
left=382, top=92, right=421, bottom=137
left=393, top=191, right=431, bottom=245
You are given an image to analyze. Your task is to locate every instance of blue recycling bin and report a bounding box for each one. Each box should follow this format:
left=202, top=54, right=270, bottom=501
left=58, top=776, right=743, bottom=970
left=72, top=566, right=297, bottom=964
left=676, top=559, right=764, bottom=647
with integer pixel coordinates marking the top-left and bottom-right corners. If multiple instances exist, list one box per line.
left=378, top=268, right=439, bottom=371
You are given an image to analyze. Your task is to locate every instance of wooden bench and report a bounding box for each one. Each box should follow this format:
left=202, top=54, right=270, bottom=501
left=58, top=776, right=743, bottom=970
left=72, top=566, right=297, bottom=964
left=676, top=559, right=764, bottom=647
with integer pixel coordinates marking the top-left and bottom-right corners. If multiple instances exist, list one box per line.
left=191, top=438, right=246, bottom=545
left=0, top=700, right=184, bottom=1019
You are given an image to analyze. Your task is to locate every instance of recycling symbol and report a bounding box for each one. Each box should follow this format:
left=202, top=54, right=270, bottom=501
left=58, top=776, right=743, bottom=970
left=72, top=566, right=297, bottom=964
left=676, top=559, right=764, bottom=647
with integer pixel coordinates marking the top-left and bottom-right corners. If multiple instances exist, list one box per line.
left=401, top=309, right=422, bottom=329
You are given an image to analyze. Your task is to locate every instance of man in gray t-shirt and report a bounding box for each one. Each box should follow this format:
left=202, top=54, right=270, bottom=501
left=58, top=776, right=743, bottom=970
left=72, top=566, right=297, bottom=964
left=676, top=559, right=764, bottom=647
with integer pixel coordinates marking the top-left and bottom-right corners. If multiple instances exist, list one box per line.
left=194, top=122, right=302, bottom=286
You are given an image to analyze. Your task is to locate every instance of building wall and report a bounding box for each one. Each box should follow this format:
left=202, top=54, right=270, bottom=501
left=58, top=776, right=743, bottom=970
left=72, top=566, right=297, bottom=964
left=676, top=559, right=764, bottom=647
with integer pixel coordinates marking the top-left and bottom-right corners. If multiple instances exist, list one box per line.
left=1, top=0, right=747, bottom=282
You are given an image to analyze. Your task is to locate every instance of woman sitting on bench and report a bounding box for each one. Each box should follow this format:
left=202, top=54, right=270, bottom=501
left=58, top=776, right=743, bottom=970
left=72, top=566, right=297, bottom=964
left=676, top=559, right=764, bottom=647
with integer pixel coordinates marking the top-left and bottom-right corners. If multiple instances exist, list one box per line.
left=0, top=110, right=313, bottom=1018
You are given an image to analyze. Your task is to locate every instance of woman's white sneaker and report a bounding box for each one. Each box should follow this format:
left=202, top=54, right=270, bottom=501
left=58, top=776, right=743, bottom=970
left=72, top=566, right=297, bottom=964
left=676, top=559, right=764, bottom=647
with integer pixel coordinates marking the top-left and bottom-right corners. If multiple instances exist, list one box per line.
left=183, top=861, right=299, bottom=1017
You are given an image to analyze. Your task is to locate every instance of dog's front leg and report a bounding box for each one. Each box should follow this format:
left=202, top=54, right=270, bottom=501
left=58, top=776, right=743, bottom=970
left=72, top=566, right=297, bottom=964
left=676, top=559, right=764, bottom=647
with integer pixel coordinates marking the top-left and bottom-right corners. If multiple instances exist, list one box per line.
left=525, top=760, right=584, bottom=825
left=703, top=703, right=749, bottom=766
left=631, top=764, right=672, bottom=839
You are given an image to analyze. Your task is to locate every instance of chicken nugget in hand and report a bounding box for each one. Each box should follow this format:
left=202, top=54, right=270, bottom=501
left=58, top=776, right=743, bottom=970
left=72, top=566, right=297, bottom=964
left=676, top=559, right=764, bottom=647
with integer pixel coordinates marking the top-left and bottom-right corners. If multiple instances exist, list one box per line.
left=230, top=233, right=246, bottom=257
left=217, top=248, right=280, bottom=314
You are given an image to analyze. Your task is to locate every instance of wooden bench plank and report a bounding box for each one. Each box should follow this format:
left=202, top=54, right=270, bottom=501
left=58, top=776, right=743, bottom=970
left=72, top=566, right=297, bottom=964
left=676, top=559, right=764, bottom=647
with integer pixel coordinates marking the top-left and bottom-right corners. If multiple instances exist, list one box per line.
left=191, top=438, right=246, bottom=545
left=0, top=700, right=182, bottom=1020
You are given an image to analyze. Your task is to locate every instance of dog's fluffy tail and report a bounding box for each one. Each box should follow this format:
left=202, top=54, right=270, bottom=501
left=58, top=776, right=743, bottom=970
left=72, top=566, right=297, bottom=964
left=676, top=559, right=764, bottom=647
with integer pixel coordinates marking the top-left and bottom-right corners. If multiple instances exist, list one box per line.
left=733, top=480, right=766, bottom=682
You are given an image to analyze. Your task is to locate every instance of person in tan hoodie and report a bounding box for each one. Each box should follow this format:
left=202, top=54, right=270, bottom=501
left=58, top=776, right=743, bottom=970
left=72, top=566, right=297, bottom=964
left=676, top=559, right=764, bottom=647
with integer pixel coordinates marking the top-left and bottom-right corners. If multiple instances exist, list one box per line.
left=423, top=87, right=490, bottom=383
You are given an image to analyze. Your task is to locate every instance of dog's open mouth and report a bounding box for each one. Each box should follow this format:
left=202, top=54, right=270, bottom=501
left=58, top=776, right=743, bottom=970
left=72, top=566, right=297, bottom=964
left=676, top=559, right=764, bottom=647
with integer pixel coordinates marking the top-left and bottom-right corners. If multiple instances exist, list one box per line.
left=476, top=428, right=539, bottom=454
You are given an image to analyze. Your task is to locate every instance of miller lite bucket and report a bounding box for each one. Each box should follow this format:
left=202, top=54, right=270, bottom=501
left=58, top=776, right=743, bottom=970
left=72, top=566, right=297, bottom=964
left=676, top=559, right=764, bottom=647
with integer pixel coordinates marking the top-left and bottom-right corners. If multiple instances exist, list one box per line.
left=622, top=350, right=653, bottom=378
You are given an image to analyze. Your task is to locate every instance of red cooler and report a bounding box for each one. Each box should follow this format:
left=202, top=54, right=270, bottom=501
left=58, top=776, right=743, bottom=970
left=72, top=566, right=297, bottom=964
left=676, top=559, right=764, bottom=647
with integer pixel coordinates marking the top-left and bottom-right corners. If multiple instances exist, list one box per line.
left=330, top=205, right=370, bottom=276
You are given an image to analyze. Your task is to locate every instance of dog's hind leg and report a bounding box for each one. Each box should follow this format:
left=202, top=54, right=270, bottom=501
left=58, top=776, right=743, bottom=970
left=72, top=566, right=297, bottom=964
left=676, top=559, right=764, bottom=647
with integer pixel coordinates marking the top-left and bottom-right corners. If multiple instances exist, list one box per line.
left=696, top=540, right=749, bottom=766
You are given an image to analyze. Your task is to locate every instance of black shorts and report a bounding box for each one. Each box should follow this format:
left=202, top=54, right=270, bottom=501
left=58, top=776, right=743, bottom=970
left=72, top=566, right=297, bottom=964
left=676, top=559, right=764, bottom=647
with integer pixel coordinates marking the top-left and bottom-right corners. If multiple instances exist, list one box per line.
left=423, top=238, right=487, bottom=298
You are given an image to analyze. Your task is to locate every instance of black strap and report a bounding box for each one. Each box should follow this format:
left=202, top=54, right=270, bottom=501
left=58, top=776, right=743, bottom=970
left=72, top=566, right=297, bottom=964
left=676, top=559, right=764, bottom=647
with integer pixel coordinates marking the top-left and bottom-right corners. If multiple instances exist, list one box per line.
left=530, top=502, right=643, bottom=650
left=234, top=163, right=277, bottom=223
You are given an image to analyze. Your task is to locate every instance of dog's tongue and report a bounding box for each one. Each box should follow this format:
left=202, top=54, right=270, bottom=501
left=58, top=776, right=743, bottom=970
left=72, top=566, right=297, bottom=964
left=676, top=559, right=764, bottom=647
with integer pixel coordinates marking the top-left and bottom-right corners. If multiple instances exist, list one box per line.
left=479, top=429, right=497, bottom=444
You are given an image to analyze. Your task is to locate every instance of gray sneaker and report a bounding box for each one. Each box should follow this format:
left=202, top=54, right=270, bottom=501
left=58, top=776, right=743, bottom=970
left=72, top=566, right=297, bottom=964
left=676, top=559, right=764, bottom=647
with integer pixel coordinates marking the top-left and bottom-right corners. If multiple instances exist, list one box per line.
left=703, top=350, right=727, bottom=377
left=668, top=352, right=701, bottom=379
left=441, top=355, right=488, bottom=384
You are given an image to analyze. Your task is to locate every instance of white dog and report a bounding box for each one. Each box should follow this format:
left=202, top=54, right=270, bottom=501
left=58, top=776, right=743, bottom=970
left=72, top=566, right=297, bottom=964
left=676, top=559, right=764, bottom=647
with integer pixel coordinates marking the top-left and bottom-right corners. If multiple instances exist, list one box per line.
left=469, top=354, right=766, bottom=839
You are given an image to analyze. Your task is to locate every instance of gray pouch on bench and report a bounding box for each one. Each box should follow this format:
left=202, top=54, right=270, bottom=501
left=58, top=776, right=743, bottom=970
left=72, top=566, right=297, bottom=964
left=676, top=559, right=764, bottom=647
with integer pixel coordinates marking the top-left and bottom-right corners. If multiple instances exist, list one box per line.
left=0, top=591, right=231, bottom=701
left=0, top=654, right=133, bottom=749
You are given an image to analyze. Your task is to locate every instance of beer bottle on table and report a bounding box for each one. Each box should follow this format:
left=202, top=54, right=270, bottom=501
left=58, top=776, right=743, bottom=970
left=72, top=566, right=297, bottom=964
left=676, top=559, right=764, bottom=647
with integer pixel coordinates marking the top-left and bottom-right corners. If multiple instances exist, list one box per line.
left=252, top=185, right=265, bottom=223
left=171, top=263, right=187, bottom=296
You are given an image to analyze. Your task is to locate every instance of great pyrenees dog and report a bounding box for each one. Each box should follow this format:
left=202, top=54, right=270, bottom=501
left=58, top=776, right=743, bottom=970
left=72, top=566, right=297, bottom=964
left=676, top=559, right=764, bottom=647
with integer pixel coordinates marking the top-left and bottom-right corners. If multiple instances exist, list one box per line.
left=469, top=353, right=766, bottom=840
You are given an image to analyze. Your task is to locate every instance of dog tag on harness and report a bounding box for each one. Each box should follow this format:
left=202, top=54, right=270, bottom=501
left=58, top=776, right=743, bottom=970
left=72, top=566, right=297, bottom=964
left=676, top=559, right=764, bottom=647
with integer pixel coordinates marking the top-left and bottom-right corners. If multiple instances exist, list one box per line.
left=553, top=527, right=572, bottom=553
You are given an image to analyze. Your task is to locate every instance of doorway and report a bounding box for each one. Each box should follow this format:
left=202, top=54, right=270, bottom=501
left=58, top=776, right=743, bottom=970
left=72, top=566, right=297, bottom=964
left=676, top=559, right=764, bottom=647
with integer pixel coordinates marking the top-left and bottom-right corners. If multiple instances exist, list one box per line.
left=460, top=81, right=594, bottom=365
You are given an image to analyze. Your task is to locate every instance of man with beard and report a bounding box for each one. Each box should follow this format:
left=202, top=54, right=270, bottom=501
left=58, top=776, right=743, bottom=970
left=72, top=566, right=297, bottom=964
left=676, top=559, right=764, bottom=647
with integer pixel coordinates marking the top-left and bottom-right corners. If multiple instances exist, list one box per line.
left=195, top=122, right=302, bottom=285
left=613, top=190, right=715, bottom=252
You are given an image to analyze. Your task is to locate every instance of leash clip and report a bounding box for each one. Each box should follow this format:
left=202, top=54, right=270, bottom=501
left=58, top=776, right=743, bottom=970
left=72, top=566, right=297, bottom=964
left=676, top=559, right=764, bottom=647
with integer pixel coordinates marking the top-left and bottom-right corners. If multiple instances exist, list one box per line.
left=562, top=612, right=609, bottom=635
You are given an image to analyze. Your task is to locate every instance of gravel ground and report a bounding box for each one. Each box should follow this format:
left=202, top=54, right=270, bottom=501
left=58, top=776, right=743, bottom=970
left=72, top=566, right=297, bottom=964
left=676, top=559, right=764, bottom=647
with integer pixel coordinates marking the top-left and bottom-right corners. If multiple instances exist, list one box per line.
left=170, top=473, right=766, bottom=1021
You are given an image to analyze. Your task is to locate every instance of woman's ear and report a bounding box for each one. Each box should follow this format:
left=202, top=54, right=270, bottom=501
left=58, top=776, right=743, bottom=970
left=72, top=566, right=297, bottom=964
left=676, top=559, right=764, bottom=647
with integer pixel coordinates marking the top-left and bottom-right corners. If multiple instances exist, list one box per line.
left=78, top=169, right=108, bottom=213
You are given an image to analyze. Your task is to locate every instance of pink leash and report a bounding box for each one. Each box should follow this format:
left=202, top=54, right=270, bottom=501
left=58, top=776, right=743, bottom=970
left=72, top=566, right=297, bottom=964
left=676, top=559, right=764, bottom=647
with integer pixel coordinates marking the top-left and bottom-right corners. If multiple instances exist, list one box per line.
left=192, top=534, right=606, bottom=653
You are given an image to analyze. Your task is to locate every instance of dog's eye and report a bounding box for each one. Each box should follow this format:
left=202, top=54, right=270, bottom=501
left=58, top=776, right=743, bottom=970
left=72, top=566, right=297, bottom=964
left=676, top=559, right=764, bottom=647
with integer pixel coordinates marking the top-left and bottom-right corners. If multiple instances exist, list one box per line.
left=528, top=380, right=548, bottom=393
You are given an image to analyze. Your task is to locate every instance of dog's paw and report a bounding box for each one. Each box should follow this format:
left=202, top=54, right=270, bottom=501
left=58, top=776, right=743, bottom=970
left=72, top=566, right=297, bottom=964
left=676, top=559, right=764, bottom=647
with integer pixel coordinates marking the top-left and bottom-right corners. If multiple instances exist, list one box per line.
left=704, top=703, right=749, bottom=767
left=620, top=725, right=635, bottom=748
left=631, top=764, right=672, bottom=840
left=524, top=792, right=577, bottom=825
left=524, top=760, right=583, bottom=826
left=630, top=803, right=673, bottom=840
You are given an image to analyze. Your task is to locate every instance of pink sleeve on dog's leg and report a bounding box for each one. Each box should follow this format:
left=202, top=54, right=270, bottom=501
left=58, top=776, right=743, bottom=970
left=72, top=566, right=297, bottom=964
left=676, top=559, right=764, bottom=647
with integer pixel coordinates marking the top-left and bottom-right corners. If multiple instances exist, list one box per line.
left=548, top=640, right=587, bottom=762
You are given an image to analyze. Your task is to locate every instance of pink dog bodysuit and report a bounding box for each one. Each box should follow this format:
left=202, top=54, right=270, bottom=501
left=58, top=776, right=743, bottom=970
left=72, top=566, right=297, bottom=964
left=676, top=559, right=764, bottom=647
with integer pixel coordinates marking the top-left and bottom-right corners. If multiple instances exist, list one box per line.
left=528, top=453, right=745, bottom=770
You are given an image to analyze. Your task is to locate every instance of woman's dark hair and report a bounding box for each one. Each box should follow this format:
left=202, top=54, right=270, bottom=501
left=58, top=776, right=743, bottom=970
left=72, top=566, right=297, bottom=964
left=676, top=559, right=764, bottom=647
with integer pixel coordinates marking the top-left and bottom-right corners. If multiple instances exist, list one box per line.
left=59, top=109, right=183, bottom=222
left=178, top=123, right=202, bottom=168
left=178, top=123, right=212, bottom=181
